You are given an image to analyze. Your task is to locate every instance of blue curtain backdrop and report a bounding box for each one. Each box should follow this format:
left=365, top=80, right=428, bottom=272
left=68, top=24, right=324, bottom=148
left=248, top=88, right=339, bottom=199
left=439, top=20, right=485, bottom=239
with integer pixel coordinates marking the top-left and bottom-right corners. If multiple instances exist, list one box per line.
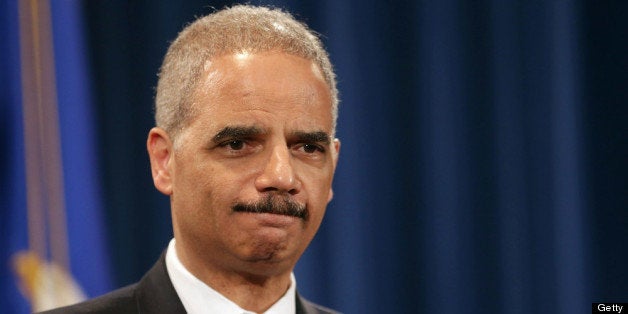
left=2, top=0, right=623, bottom=313
left=1, top=1, right=111, bottom=313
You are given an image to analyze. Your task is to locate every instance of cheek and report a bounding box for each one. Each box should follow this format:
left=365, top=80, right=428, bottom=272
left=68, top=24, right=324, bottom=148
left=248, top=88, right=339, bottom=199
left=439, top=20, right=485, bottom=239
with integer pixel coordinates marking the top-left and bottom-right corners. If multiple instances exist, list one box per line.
left=301, top=164, right=335, bottom=196
left=176, top=152, right=226, bottom=191
left=306, top=175, right=332, bottom=225
left=178, top=164, right=255, bottom=216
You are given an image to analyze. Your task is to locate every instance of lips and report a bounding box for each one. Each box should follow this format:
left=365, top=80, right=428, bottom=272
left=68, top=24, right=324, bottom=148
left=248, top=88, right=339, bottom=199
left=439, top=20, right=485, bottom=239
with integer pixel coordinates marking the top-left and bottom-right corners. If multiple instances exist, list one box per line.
left=243, top=212, right=301, bottom=228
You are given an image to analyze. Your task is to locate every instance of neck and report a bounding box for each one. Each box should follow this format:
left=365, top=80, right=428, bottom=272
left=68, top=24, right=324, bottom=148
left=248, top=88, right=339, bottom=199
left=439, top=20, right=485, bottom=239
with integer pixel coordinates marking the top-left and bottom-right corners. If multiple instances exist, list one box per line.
left=204, top=270, right=292, bottom=313
left=175, top=241, right=293, bottom=313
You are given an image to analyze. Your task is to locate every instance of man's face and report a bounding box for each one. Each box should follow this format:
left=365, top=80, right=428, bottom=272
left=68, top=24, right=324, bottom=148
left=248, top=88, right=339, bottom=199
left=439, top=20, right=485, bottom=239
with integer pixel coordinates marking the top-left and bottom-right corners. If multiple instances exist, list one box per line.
left=148, top=51, right=339, bottom=277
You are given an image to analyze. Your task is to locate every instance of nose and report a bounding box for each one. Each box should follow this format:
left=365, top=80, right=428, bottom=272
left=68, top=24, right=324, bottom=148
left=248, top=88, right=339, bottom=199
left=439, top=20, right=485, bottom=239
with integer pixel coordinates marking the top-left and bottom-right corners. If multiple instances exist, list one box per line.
left=254, top=144, right=301, bottom=195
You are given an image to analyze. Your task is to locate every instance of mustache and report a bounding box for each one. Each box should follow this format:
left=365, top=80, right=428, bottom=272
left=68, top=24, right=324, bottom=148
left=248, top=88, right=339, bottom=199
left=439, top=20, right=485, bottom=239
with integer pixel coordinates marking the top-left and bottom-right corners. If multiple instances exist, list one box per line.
left=232, top=195, right=309, bottom=221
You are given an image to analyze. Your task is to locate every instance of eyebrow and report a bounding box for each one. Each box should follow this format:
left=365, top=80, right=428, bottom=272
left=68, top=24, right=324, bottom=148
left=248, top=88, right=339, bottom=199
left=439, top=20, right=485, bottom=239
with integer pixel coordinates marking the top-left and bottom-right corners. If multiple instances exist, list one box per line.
left=211, top=126, right=331, bottom=145
left=212, top=126, right=266, bottom=143
left=292, top=131, right=331, bottom=145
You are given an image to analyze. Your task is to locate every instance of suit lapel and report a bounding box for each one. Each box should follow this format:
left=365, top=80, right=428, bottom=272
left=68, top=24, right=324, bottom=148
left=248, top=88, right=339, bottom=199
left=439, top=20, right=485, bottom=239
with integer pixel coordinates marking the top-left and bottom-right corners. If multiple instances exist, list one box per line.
left=135, top=252, right=187, bottom=314
left=296, top=292, right=338, bottom=314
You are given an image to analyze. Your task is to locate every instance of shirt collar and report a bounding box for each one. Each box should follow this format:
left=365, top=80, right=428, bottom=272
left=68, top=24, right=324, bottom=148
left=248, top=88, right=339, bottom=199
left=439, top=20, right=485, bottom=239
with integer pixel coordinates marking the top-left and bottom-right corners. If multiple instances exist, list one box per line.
left=165, top=239, right=296, bottom=314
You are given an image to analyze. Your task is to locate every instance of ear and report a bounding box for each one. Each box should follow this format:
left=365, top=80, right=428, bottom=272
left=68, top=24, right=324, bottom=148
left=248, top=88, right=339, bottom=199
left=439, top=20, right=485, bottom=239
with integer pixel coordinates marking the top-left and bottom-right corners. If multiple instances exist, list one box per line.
left=327, top=138, right=341, bottom=202
left=147, top=127, right=174, bottom=195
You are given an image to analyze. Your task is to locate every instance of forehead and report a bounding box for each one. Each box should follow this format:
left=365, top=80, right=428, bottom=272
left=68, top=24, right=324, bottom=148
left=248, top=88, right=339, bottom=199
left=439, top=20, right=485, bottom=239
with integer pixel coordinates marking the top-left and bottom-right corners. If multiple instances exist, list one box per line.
left=189, top=52, right=333, bottom=133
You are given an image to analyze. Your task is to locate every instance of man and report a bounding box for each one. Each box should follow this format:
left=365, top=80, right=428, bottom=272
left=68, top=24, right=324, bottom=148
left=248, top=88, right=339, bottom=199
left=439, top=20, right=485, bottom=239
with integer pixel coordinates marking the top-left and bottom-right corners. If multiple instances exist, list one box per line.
left=41, top=5, right=340, bottom=314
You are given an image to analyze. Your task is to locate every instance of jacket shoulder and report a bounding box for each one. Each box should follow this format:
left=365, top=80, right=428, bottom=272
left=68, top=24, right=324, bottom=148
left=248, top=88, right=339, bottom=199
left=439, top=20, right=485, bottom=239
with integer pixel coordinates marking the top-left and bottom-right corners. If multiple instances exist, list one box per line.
left=38, top=251, right=185, bottom=314
left=36, top=284, right=138, bottom=314
left=297, top=294, right=341, bottom=314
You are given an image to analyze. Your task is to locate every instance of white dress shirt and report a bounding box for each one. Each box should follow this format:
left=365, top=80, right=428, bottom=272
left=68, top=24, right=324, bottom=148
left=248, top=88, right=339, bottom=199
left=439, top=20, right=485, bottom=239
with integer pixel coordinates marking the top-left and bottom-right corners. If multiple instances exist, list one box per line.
left=165, top=239, right=297, bottom=314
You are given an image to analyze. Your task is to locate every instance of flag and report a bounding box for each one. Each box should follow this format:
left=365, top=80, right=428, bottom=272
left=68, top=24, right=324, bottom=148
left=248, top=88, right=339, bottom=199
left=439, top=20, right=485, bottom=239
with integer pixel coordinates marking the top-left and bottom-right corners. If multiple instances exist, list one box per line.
left=1, top=0, right=112, bottom=312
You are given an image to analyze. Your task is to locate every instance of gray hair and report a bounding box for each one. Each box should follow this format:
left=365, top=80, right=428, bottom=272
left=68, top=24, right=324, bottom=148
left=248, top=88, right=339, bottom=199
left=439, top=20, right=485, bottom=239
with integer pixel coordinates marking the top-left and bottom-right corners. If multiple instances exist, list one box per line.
left=155, top=5, right=338, bottom=139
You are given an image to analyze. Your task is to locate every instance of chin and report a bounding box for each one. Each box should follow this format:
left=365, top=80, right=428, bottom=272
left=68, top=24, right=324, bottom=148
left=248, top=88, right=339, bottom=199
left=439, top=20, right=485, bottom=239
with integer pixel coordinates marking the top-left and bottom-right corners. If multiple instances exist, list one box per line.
left=238, top=239, right=303, bottom=274
left=245, top=235, right=292, bottom=262
left=238, top=254, right=297, bottom=279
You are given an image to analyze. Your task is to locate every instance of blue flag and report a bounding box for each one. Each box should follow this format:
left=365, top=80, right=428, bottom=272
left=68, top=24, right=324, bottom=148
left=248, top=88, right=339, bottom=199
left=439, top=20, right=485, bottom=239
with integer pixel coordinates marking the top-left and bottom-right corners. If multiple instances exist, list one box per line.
left=1, top=1, right=112, bottom=312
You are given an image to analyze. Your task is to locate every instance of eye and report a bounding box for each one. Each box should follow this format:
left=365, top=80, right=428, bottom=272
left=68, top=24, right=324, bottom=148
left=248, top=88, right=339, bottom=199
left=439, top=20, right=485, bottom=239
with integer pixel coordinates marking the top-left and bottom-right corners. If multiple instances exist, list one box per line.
left=302, top=143, right=322, bottom=153
left=227, top=140, right=244, bottom=150
left=221, top=139, right=245, bottom=150
left=297, top=143, right=325, bottom=154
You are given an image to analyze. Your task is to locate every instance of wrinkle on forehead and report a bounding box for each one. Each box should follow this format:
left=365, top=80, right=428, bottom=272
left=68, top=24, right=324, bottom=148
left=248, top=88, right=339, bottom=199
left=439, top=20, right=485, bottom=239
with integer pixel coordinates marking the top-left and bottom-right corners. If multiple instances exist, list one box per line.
left=188, top=52, right=333, bottom=133
left=197, top=52, right=327, bottom=97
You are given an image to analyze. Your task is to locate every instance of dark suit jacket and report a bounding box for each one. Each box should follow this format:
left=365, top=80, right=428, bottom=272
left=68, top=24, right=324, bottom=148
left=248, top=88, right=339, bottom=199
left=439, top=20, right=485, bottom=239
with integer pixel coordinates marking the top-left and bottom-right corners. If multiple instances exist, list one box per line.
left=39, top=252, right=338, bottom=314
